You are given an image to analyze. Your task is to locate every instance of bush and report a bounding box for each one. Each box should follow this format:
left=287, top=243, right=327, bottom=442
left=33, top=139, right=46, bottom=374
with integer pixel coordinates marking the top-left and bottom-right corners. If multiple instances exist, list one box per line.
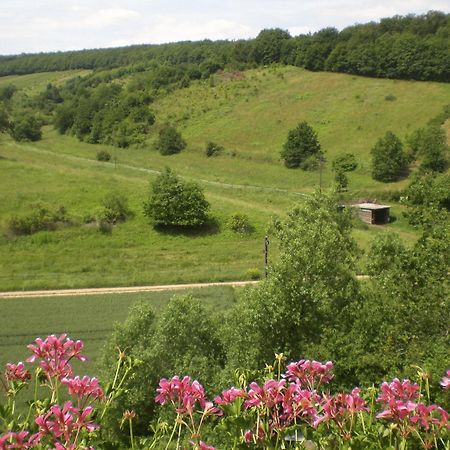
left=9, top=113, right=42, bottom=142
left=371, top=131, right=408, bottom=182
left=280, top=121, right=322, bottom=169
left=246, top=267, right=262, bottom=280
left=228, top=213, right=254, bottom=234
left=6, top=203, right=68, bottom=236
left=98, top=193, right=133, bottom=224
left=332, top=153, right=358, bottom=172
left=96, top=150, right=111, bottom=161
left=205, top=142, right=223, bottom=157
left=143, top=168, right=210, bottom=227
left=157, top=124, right=186, bottom=155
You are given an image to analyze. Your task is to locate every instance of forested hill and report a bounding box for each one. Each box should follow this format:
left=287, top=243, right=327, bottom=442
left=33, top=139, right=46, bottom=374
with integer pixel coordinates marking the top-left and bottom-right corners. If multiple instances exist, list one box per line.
left=0, top=10, right=449, bottom=82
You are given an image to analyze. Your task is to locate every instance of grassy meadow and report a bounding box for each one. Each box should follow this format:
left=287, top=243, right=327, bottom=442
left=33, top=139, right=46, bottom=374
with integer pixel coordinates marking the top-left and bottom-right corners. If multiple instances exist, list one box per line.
left=0, top=66, right=449, bottom=290
left=0, top=286, right=237, bottom=372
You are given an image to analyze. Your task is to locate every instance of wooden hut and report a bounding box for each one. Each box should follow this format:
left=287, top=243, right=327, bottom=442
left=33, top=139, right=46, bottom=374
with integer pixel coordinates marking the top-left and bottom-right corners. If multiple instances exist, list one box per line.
left=353, top=203, right=390, bottom=225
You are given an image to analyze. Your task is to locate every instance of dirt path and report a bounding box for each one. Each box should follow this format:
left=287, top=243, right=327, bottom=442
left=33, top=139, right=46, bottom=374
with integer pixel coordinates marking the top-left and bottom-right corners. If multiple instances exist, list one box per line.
left=0, top=280, right=259, bottom=299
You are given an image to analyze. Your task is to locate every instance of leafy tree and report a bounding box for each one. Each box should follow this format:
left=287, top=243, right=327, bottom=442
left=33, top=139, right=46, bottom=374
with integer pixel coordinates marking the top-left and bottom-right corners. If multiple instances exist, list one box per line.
left=156, top=125, right=186, bottom=155
left=100, top=295, right=225, bottom=439
left=402, top=172, right=450, bottom=228
left=54, top=103, right=75, bottom=134
left=280, top=121, right=322, bottom=169
left=371, top=131, right=408, bottom=182
left=348, top=221, right=449, bottom=388
left=408, top=125, right=448, bottom=172
left=225, top=192, right=360, bottom=380
left=143, top=168, right=209, bottom=227
left=252, top=28, right=291, bottom=65
left=9, top=113, right=42, bottom=141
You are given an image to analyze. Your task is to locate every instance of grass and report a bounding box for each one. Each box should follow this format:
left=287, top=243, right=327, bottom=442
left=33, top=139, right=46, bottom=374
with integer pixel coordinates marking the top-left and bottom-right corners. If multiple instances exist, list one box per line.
left=1, top=66, right=448, bottom=290
left=0, top=286, right=238, bottom=372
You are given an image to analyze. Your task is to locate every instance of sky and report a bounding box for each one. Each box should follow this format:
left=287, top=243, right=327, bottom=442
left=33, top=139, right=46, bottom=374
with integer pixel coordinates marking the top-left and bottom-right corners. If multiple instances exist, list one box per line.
left=0, top=0, right=449, bottom=55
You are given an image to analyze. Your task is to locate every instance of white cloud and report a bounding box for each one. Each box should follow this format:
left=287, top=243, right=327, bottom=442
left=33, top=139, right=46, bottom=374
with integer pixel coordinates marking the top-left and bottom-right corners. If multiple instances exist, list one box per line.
left=139, top=17, right=254, bottom=44
left=83, top=8, right=141, bottom=28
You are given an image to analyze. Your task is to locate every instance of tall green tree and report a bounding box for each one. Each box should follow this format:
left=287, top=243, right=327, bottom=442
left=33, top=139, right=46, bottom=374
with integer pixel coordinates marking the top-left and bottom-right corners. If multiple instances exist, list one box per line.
left=251, top=28, right=291, bottom=65
left=280, top=121, right=322, bottom=169
left=225, top=192, right=360, bottom=377
left=371, top=131, right=408, bottom=182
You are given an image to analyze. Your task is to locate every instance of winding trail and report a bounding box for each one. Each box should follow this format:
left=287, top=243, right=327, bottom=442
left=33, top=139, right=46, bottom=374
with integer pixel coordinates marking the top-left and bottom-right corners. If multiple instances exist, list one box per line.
left=16, top=143, right=310, bottom=197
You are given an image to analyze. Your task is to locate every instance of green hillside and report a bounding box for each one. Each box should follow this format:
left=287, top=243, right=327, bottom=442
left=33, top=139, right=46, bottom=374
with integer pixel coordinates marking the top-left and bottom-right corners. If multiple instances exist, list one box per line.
left=0, top=66, right=448, bottom=290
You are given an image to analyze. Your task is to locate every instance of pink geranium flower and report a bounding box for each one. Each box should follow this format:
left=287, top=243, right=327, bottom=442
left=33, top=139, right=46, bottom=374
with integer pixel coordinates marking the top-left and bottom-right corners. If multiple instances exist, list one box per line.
left=0, top=431, right=40, bottom=449
left=285, top=360, right=334, bottom=390
left=61, top=376, right=104, bottom=402
left=27, top=335, right=87, bottom=381
left=4, top=362, right=31, bottom=383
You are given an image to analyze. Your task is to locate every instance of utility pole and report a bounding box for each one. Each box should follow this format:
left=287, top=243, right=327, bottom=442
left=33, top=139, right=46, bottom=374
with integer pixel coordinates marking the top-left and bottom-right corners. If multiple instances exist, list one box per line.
left=319, top=155, right=324, bottom=194
left=263, top=236, right=269, bottom=278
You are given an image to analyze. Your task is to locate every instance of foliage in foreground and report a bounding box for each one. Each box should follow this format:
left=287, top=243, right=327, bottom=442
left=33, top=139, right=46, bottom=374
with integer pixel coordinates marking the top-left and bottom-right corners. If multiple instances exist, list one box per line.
left=1, top=335, right=449, bottom=449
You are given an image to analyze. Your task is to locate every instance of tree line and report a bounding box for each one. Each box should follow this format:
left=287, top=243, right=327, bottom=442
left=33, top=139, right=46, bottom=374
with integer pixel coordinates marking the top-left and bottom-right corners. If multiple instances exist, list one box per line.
left=0, top=11, right=448, bottom=82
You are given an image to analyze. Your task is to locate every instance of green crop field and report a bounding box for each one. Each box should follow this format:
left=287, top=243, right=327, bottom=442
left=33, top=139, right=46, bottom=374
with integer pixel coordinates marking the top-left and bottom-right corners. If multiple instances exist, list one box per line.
left=0, top=66, right=448, bottom=290
left=0, top=286, right=237, bottom=372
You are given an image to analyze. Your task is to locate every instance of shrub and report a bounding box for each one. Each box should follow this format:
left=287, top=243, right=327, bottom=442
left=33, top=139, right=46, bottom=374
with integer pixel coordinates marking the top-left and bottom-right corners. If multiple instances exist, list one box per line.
left=205, top=142, right=223, bottom=157
left=96, top=150, right=111, bottom=161
left=9, top=113, right=42, bottom=142
left=334, top=169, right=348, bottom=192
left=246, top=267, right=262, bottom=280
left=98, top=193, right=133, bottom=224
left=332, top=153, right=358, bottom=172
left=229, top=213, right=254, bottom=234
left=371, top=131, right=408, bottom=182
left=280, top=121, right=322, bottom=169
left=157, top=124, right=186, bottom=155
left=385, top=94, right=397, bottom=101
left=6, top=203, right=68, bottom=236
left=143, top=168, right=209, bottom=227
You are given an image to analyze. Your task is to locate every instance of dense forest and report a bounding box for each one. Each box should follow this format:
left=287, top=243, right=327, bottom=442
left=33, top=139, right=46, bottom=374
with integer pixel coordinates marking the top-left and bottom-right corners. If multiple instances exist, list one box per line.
left=0, top=10, right=449, bottom=82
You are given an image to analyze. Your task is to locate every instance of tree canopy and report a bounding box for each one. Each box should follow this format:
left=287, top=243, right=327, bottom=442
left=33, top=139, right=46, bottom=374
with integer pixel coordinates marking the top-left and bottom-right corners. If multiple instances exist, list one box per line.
left=143, top=168, right=210, bottom=227
left=371, top=131, right=408, bottom=182
left=280, top=121, right=322, bottom=169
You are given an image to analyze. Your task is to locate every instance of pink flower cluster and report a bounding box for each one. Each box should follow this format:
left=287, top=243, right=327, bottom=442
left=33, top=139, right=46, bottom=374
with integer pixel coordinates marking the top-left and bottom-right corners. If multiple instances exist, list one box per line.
left=155, top=376, right=218, bottom=416
left=4, top=363, right=31, bottom=383
left=0, top=431, right=39, bottom=449
left=27, top=334, right=86, bottom=380
left=62, top=376, right=105, bottom=402
left=35, top=401, right=98, bottom=449
left=285, top=359, right=334, bottom=390
left=376, top=378, right=450, bottom=441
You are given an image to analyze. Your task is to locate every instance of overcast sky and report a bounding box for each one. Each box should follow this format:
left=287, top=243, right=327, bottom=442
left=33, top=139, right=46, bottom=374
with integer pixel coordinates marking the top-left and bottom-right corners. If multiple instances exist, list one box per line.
left=1, top=0, right=449, bottom=55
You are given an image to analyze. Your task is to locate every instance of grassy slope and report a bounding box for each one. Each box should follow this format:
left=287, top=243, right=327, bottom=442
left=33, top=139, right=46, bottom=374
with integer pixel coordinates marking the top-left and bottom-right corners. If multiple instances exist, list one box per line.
left=0, top=286, right=237, bottom=372
left=0, top=66, right=448, bottom=290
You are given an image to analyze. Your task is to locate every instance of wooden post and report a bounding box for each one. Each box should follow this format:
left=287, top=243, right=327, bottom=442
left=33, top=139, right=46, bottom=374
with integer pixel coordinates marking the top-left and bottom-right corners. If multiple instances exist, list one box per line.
left=264, top=236, right=269, bottom=278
